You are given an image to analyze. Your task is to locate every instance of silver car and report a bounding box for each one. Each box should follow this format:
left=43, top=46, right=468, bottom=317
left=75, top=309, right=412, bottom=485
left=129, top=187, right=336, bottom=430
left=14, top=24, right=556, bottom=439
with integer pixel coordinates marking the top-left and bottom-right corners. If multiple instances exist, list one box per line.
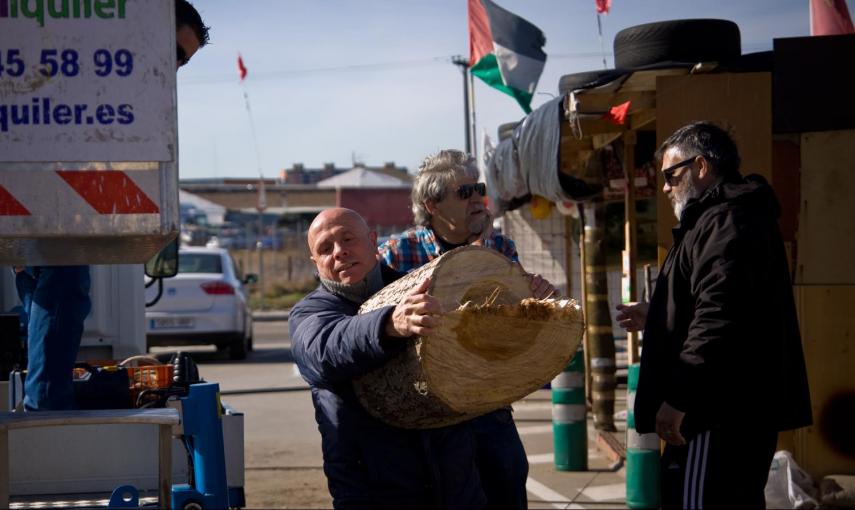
left=145, top=246, right=256, bottom=360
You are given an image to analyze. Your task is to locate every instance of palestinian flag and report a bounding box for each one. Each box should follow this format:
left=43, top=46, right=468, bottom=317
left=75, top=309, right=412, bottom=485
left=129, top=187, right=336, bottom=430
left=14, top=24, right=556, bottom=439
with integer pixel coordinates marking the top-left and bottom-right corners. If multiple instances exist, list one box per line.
left=469, top=0, right=547, bottom=113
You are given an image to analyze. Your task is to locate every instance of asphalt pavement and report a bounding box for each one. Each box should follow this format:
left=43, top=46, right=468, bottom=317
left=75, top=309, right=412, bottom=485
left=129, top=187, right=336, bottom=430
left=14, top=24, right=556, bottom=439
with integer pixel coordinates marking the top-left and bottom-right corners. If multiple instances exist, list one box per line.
left=162, top=320, right=629, bottom=509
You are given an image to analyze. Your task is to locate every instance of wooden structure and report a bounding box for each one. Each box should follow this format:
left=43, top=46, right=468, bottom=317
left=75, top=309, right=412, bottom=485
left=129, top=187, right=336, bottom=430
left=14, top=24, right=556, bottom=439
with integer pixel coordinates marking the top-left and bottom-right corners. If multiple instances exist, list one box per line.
left=559, top=68, right=683, bottom=428
left=560, top=33, right=855, bottom=478
left=562, top=67, right=691, bottom=358
left=353, top=246, right=585, bottom=429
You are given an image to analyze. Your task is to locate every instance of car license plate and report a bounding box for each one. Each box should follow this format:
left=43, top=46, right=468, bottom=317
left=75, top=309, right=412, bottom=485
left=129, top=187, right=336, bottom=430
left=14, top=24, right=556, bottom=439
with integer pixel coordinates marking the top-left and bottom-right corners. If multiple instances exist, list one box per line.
left=150, top=317, right=195, bottom=330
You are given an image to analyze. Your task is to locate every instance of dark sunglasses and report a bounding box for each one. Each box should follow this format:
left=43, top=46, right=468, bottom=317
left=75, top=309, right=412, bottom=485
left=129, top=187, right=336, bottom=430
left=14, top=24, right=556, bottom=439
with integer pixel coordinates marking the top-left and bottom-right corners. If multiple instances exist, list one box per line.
left=177, top=45, right=189, bottom=68
left=456, top=182, right=487, bottom=200
left=661, top=156, right=698, bottom=186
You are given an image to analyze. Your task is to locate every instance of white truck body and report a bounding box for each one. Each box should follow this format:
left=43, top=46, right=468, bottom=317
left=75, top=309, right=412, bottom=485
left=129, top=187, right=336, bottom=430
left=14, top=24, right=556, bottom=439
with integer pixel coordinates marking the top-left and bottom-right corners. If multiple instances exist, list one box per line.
left=0, top=1, right=244, bottom=503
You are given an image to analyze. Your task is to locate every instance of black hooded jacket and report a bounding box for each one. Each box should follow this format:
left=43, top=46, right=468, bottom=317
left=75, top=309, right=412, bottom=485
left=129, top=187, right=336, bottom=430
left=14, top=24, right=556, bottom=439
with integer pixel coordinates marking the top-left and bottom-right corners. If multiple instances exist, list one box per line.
left=634, top=174, right=812, bottom=437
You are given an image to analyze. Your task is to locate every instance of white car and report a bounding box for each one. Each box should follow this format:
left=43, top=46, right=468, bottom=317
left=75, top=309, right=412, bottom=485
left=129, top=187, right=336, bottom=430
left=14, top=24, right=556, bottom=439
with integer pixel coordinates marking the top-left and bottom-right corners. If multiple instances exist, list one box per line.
left=145, top=246, right=256, bottom=360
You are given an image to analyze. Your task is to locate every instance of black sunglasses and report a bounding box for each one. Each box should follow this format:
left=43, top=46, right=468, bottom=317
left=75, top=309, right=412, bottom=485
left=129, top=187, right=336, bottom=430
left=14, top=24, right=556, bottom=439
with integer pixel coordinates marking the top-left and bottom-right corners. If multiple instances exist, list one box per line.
left=456, top=182, right=487, bottom=200
left=177, top=44, right=189, bottom=67
left=661, top=156, right=698, bottom=186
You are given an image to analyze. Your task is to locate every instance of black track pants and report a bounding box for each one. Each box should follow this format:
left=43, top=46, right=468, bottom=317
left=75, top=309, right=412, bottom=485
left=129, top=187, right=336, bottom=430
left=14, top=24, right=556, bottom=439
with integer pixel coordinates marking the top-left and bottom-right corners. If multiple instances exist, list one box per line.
left=661, top=428, right=778, bottom=509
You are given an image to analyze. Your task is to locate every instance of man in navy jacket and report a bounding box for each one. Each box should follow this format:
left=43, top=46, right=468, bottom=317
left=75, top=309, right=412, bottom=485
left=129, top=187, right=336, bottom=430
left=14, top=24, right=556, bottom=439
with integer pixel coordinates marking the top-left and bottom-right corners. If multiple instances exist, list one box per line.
left=289, top=207, right=485, bottom=510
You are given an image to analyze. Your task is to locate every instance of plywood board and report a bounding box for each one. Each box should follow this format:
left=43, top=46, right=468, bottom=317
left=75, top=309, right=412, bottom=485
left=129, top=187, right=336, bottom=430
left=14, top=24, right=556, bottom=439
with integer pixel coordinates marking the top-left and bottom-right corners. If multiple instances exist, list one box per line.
left=655, top=73, right=772, bottom=264
left=795, top=130, right=855, bottom=285
left=774, top=35, right=855, bottom=133
left=793, top=285, right=855, bottom=478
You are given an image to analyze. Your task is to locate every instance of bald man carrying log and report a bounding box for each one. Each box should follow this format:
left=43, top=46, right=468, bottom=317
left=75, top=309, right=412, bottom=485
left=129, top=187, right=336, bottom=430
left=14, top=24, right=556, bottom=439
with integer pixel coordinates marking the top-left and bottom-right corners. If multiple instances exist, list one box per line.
left=289, top=208, right=486, bottom=510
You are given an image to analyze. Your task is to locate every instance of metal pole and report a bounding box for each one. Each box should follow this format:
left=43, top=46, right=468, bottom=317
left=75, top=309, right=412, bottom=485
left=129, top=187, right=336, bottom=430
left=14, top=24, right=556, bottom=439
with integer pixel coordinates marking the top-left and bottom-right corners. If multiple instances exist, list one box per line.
left=578, top=203, right=592, bottom=405
left=452, top=56, right=472, bottom=154
left=468, top=67, right=478, bottom=161
left=257, top=211, right=264, bottom=303
left=552, top=215, right=587, bottom=471
left=596, top=14, right=608, bottom=69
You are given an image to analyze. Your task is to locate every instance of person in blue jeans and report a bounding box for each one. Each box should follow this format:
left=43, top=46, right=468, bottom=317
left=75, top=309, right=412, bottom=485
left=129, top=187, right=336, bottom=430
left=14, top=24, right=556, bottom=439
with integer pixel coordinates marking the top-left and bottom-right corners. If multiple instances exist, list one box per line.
left=15, top=0, right=210, bottom=411
left=16, top=267, right=91, bottom=410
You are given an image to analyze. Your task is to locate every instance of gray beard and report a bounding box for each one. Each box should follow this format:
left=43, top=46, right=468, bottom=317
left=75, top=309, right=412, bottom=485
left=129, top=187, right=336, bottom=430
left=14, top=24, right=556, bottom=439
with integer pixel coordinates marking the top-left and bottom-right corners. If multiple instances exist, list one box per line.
left=672, top=177, right=702, bottom=220
left=467, top=215, right=487, bottom=235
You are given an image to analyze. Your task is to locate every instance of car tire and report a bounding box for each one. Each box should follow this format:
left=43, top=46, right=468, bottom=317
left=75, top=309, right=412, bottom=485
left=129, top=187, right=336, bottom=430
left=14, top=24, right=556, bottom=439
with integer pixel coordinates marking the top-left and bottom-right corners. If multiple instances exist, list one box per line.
left=229, top=332, right=248, bottom=360
left=613, top=19, right=741, bottom=69
left=558, top=69, right=629, bottom=94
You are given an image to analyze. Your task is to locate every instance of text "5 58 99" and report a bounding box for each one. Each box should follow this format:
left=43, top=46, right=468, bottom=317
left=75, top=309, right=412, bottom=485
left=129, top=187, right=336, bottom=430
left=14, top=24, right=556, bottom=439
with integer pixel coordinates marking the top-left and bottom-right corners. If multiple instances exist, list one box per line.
left=0, top=49, right=133, bottom=78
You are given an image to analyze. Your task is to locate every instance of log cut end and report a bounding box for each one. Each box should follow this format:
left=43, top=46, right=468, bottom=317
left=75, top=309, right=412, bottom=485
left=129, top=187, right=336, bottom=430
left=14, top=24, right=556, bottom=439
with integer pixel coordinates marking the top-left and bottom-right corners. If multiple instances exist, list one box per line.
left=354, top=246, right=585, bottom=429
left=424, top=297, right=584, bottom=417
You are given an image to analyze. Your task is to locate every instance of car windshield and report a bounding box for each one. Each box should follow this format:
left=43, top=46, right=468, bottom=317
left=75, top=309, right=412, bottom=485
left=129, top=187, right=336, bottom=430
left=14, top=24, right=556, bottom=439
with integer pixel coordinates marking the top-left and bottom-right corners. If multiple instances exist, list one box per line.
left=178, top=253, right=223, bottom=274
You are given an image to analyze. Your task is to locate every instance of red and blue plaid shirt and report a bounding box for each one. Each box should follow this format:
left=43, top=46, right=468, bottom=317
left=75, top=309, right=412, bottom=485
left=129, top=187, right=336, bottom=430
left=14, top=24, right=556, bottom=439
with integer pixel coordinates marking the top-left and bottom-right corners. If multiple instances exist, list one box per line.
left=378, top=225, right=519, bottom=273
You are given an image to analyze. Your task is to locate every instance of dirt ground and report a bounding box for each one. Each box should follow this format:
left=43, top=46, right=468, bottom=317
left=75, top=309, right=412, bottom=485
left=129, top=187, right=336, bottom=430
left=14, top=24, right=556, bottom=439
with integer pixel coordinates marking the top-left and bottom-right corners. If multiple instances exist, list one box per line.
left=245, top=467, right=332, bottom=509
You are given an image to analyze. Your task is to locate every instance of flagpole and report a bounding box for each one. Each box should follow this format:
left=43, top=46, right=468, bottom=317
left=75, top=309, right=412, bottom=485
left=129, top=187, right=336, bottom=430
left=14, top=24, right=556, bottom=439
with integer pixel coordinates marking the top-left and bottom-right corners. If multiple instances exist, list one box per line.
left=468, top=67, right=478, bottom=162
left=240, top=91, right=264, bottom=180
left=239, top=53, right=267, bottom=299
left=596, top=13, right=608, bottom=69
left=452, top=55, right=472, bottom=155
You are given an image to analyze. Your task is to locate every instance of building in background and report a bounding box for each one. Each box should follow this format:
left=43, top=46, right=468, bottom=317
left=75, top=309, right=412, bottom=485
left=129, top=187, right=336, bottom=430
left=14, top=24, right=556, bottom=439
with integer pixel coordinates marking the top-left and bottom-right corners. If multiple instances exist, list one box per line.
left=179, top=162, right=414, bottom=248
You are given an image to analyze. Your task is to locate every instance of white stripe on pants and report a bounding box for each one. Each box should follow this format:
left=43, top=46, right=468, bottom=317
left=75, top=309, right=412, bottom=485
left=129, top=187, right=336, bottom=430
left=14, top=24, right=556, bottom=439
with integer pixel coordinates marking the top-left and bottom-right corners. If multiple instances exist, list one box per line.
left=683, top=430, right=711, bottom=510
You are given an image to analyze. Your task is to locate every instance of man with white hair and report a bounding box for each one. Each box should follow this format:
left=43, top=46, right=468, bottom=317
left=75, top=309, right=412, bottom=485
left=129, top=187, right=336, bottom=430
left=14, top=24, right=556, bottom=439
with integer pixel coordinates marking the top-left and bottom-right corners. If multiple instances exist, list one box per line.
left=290, top=207, right=485, bottom=510
left=379, top=149, right=554, bottom=510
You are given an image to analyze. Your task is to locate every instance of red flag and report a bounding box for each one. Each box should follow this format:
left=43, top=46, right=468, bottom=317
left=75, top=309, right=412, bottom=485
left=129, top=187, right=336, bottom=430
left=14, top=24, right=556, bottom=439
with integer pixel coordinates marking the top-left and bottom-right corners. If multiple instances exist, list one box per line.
left=468, top=0, right=493, bottom=66
left=603, top=100, right=631, bottom=125
left=810, top=0, right=855, bottom=35
left=595, top=0, right=612, bottom=14
left=237, top=54, right=248, bottom=81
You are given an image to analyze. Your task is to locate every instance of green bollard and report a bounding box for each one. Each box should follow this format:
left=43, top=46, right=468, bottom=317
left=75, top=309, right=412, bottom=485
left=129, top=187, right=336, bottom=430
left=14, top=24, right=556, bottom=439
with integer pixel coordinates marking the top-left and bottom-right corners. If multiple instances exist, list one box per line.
left=626, top=363, right=661, bottom=509
left=552, top=347, right=587, bottom=471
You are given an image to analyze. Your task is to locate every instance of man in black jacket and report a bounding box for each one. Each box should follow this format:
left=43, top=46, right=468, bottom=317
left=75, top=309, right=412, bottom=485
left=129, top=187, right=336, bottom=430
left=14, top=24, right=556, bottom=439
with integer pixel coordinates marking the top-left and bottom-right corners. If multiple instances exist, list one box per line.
left=616, top=122, right=811, bottom=509
left=289, top=208, right=485, bottom=510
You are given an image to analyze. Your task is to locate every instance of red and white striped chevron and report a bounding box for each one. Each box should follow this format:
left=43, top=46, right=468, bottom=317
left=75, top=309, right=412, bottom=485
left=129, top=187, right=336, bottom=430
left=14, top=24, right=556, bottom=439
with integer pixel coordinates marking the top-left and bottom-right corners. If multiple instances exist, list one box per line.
left=0, top=169, right=160, bottom=217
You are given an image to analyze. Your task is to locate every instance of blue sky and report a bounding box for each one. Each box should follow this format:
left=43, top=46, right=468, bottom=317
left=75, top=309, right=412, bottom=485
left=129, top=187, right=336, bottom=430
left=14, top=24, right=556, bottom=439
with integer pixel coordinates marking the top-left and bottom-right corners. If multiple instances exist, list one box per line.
left=176, top=0, right=810, bottom=180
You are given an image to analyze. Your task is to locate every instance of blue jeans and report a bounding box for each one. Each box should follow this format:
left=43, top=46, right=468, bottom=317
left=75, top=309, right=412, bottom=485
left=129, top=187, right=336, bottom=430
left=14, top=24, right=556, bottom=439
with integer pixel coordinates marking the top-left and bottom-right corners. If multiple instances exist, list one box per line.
left=472, top=408, right=529, bottom=510
left=16, top=266, right=91, bottom=411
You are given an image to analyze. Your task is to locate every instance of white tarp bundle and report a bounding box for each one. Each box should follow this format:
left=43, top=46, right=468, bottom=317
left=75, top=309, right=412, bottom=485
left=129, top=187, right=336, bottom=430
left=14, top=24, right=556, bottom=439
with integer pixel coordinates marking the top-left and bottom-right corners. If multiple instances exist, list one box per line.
left=485, top=95, right=569, bottom=214
left=765, top=450, right=819, bottom=509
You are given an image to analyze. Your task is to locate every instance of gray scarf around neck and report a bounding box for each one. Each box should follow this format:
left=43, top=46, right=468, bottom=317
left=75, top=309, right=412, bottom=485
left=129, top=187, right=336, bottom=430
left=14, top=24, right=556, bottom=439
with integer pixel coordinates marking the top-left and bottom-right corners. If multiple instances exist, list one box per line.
left=320, top=262, right=384, bottom=304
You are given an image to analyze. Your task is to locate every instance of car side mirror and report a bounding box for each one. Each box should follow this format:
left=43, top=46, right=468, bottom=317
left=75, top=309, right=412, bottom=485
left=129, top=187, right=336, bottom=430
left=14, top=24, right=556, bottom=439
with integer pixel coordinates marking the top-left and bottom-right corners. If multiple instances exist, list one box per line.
left=243, top=273, right=258, bottom=285
left=145, top=238, right=179, bottom=278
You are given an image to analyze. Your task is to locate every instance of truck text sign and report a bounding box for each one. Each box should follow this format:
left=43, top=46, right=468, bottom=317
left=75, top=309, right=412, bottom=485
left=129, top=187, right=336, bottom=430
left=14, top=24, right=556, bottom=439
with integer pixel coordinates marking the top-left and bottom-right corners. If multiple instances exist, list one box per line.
left=0, top=0, right=176, bottom=162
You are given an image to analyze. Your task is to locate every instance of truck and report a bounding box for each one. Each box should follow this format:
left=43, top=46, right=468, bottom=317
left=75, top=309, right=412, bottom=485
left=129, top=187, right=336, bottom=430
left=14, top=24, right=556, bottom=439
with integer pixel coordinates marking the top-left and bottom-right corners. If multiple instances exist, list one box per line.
left=0, top=1, right=245, bottom=507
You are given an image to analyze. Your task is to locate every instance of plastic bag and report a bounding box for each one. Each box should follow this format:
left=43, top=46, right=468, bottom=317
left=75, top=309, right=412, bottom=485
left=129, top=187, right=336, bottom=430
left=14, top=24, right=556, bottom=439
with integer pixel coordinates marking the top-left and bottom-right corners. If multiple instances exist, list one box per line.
left=765, top=450, right=819, bottom=509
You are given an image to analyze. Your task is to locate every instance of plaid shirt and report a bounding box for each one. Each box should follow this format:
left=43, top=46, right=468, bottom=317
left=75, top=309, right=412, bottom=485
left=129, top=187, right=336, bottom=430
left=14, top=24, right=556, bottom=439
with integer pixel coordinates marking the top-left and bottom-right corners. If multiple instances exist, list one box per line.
left=378, top=225, right=519, bottom=273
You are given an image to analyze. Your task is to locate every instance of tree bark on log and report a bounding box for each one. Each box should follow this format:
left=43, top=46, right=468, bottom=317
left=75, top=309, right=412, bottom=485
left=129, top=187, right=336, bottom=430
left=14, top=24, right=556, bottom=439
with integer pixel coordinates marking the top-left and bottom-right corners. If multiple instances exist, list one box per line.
left=583, top=198, right=617, bottom=432
left=354, top=246, right=585, bottom=429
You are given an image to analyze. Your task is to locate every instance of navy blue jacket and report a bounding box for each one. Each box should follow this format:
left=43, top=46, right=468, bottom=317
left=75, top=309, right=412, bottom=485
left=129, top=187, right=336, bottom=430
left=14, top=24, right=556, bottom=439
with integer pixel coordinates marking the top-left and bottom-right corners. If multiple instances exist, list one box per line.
left=289, top=264, right=485, bottom=510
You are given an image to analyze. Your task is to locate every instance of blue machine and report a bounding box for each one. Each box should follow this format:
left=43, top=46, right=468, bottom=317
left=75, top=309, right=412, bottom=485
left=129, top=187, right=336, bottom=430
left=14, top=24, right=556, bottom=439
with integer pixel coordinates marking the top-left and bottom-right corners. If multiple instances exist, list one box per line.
left=106, top=382, right=234, bottom=510
left=171, top=383, right=231, bottom=510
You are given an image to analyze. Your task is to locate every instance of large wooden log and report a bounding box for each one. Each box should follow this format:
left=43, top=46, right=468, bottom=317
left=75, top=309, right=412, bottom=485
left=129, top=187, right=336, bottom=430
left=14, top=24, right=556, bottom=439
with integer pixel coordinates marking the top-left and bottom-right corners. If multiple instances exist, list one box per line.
left=354, top=246, right=585, bottom=429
